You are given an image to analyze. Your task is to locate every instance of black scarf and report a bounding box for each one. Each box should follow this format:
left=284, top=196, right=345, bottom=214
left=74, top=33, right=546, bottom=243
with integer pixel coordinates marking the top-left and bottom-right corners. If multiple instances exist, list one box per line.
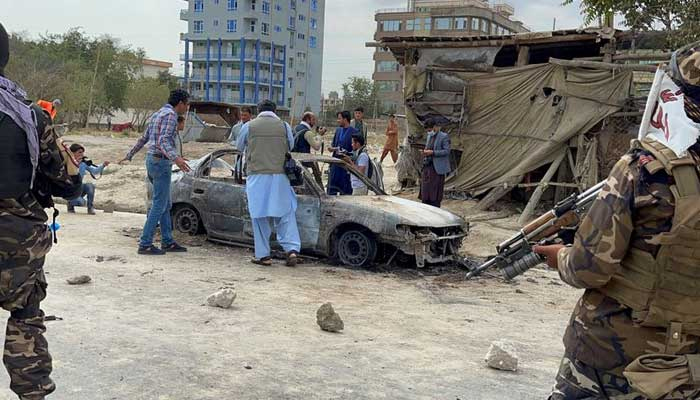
left=0, top=23, right=8, bottom=76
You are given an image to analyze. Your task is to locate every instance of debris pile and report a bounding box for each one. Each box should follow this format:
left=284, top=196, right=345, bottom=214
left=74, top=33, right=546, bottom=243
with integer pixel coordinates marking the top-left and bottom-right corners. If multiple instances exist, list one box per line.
left=316, top=303, right=344, bottom=333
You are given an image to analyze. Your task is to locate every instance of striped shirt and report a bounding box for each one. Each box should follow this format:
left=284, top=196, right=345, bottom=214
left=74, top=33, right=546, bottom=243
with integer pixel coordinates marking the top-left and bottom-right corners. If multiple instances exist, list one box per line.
left=125, top=104, right=179, bottom=161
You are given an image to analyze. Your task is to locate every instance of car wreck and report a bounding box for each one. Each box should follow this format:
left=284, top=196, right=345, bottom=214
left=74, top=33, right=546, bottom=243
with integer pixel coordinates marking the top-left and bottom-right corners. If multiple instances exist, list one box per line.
left=149, top=149, right=468, bottom=268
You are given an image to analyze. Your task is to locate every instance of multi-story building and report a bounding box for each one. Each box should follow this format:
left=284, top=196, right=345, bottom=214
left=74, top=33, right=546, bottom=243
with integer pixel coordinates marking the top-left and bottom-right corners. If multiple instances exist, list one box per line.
left=373, top=0, right=529, bottom=112
left=180, top=0, right=325, bottom=116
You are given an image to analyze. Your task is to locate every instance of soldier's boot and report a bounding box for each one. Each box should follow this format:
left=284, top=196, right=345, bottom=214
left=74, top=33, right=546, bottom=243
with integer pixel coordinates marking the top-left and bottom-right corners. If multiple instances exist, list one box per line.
left=5, top=309, right=55, bottom=400
left=66, top=205, right=75, bottom=213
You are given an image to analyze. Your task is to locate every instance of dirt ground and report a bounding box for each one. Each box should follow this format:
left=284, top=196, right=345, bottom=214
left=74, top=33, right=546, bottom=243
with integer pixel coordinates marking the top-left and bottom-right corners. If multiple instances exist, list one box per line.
left=0, top=131, right=584, bottom=399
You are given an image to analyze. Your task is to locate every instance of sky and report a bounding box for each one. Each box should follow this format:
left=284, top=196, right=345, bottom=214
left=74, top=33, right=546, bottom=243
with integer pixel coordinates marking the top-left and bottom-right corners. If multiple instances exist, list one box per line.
left=2, top=0, right=584, bottom=95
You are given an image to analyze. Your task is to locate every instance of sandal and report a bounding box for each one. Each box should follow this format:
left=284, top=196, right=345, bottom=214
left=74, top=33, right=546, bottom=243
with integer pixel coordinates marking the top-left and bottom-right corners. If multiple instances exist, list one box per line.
left=286, top=252, right=298, bottom=267
left=251, top=257, right=272, bottom=266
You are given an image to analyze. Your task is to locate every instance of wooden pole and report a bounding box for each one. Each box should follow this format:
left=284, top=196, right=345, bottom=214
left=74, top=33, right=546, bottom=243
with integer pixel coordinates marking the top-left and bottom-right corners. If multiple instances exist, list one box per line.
left=517, top=150, right=567, bottom=225
left=549, top=57, right=660, bottom=72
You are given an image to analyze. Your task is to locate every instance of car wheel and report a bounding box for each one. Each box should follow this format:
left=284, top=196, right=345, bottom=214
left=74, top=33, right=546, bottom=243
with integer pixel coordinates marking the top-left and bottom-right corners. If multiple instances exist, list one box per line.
left=173, top=205, right=202, bottom=235
left=336, top=230, right=377, bottom=268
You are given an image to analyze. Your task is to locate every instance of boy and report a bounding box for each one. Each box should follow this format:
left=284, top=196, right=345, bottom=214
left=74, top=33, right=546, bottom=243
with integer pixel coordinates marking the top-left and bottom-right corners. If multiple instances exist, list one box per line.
left=344, top=134, right=370, bottom=196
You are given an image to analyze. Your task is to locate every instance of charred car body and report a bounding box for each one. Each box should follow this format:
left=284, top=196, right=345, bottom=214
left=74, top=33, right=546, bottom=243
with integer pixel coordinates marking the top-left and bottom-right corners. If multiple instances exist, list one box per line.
left=149, top=149, right=468, bottom=268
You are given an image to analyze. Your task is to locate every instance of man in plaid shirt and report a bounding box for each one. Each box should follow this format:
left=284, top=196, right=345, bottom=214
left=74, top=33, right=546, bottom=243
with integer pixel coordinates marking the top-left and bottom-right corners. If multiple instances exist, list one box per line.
left=120, top=89, right=191, bottom=255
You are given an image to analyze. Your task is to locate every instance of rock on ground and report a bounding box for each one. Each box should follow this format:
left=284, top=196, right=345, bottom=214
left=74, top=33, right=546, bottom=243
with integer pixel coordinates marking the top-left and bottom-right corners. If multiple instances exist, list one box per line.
left=207, top=288, right=237, bottom=309
left=485, top=340, right=519, bottom=372
left=316, top=303, right=344, bottom=333
left=102, top=201, right=116, bottom=214
left=66, top=275, right=92, bottom=285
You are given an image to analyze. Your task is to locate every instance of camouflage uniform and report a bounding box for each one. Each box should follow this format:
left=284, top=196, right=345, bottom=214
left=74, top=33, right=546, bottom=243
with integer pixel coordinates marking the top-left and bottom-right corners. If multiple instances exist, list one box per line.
left=550, top=146, right=700, bottom=399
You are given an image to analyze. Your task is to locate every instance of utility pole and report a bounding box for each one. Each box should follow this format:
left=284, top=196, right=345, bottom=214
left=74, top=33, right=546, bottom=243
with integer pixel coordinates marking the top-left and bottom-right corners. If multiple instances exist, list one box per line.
left=85, top=43, right=102, bottom=129
left=553, top=18, right=557, bottom=31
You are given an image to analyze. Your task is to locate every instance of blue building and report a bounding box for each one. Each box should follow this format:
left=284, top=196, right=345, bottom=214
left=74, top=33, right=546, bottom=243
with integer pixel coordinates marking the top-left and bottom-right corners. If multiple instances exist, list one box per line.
left=180, top=0, right=325, bottom=116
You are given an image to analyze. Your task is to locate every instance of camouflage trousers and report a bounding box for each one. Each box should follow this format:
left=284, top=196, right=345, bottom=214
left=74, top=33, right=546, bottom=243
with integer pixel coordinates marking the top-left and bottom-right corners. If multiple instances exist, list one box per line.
left=549, top=356, right=700, bottom=400
left=0, top=195, right=55, bottom=399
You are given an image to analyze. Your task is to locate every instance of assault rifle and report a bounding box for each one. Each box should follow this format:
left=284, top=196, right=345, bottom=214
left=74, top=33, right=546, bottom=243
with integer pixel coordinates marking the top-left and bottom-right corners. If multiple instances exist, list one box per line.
left=465, top=181, right=606, bottom=280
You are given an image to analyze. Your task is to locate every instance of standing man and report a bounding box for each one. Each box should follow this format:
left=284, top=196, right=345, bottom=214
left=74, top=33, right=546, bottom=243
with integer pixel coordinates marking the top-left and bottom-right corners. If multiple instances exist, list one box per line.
left=236, top=100, right=300, bottom=267
left=350, top=107, right=368, bottom=143
left=67, top=143, right=110, bottom=215
left=380, top=114, right=399, bottom=164
left=328, top=111, right=357, bottom=195
left=343, top=134, right=371, bottom=196
left=229, top=106, right=252, bottom=147
left=36, top=99, right=61, bottom=121
left=106, top=115, right=112, bottom=132
left=292, top=112, right=326, bottom=153
left=119, top=89, right=191, bottom=255
left=419, top=119, right=451, bottom=208
left=0, top=22, right=71, bottom=399
left=536, top=49, right=700, bottom=400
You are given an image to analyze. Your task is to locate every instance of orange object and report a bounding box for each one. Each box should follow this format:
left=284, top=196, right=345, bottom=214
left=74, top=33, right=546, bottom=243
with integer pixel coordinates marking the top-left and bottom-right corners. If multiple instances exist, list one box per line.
left=37, top=99, right=57, bottom=120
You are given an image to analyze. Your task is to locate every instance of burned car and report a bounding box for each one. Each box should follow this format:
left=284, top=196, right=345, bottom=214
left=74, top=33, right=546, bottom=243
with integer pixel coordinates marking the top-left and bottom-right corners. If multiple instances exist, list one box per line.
left=150, top=149, right=468, bottom=268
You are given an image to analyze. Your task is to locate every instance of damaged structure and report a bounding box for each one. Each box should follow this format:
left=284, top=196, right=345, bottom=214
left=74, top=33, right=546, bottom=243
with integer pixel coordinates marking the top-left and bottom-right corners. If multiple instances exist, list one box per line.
left=367, top=28, right=670, bottom=223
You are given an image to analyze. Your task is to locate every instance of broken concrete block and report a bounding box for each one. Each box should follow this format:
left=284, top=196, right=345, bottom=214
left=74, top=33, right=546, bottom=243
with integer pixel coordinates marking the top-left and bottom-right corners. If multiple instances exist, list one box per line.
left=66, top=275, right=92, bottom=285
left=102, top=201, right=116, bottom=214
left=206, top=288, right=237, bottom=309
left=485, top=340, right=518, bottom=372
left=316, top=303, right=344, bottom=333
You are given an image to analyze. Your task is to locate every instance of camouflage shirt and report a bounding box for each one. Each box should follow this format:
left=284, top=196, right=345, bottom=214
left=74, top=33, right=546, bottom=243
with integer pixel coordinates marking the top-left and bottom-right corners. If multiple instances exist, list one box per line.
left=555, top=149, right=700, bottom=375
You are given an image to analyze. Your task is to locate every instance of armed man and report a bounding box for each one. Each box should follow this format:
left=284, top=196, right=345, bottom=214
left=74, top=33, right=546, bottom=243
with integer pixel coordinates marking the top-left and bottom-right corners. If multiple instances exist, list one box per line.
left=534, top=47, right=700, bottom=399
left=0, top=23, right=81, bottom=399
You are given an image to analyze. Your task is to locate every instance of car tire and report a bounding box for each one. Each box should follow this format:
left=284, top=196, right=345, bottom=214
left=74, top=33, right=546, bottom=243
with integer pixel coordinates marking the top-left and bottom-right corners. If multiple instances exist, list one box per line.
left=173, top=204, right=202, bottom=235
left=336, top=229, right=377, bottom=268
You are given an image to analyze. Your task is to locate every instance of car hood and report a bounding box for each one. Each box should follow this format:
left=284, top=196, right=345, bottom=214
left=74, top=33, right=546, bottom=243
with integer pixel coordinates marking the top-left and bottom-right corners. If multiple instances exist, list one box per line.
left=333, top=195, right=465, bottom=228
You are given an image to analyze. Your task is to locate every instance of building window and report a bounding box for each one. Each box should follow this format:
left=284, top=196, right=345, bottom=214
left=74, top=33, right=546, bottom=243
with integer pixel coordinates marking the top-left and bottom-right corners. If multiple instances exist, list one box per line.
left=227, top=19, right=237, bottom=32
left=251, top=0, right=256, bottom=10
left=289, top=16, right=296, bottom=28
left=423, top=18, right=432, bottom=30
left=311, top=0, right=317, bottom=11
left=194, top=20, right=204, bottom=33
left=288, top=78, right=294, bottom=89
left=262, top=1, right=270, bottom=14
left=406, top=18, right=417, bottom=30
left=227, top=0, right=237, bottom=10
left=290, top=0, right=296, bottom=9
left=435, top=17, right=451, bottom=30
left=471, top=17, right=479, bottom=31
left=249, top=20, right=256, bottom=33
left=297, top=33, right=305, bottom=40
left=381, top=20, right=401, bottom=32
left=481, top=19, right=489, bottom=33
left=289, top=32, right=295, bottom=48
left=377, top=61, right=399, bottom=72
left=309, top=36, right=317, bottom=48
left=297, top=91, right=305, bottom=97
left=275, top=25, right=282, bottom=32
left=275, top=2, right=282, bottom=11
left=298, top=14, right=305, bottom=21
left=262, top=22, right=270, bottom=35
left=214, top=20, right=220, bottom=27
left=194, top=0, right=204, bottom=12
left=455, top=17, right=468, bottom=30
left=377, top=81, right=400, bottom=92
left=491, top=23, right=498, bottom=35
left=310, top=17, right=317, bottom=30
left=214, top=0, right=219, bottom=4
left=297, top=71, right=305, bottom=78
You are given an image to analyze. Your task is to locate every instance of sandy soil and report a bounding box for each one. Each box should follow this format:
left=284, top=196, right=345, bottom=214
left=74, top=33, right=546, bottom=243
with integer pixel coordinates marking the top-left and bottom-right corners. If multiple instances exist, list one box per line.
left=0, top=205, right=579, bottom=400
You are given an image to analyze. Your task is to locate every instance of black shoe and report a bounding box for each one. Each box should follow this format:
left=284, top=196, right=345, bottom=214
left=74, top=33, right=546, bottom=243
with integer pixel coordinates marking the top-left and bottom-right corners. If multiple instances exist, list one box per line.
left=138, top=245, right=166, bottom=255
left=87, top=208, right=96, bottom=215
left=163, top=242, right=188, bottom=253
left=67, top=206, right=76, bottom=213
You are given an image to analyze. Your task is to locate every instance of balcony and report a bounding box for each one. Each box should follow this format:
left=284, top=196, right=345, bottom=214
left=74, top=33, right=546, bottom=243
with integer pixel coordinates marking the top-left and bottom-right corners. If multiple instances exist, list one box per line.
left=180, top=9, right=189, bottom=21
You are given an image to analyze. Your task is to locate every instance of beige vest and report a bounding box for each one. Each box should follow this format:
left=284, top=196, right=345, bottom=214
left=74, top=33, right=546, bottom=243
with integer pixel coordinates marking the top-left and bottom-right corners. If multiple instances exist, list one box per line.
left=600, top=139, right=700, bottom=337
left=245, top=116, right=288, bottom=175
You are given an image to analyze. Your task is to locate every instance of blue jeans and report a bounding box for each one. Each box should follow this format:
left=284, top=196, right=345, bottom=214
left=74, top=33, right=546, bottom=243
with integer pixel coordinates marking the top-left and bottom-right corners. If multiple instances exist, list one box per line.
left=68, top=183, right=96, bottom=209
left=139, top=154, right=174, bottom=248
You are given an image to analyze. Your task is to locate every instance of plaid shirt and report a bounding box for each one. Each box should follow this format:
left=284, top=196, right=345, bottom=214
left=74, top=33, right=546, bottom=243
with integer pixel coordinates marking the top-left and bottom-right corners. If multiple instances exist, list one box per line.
left=125, top=104, right=179, bottom=161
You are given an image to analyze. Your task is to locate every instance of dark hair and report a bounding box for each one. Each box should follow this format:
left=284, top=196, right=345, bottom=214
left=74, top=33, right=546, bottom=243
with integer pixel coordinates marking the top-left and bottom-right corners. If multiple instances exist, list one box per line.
left=177, top=116, right=185, bottom=123
left=389, top=114, right=396, bottom=118
left=351, top=134, right=365, bottom=146
left=168, top=89, right=190, bottom=107
left=338, top=111, right=351, bottom=123
left=69, top=143, right=85, bottom=153
left=0, top=23, right=8, bottom=76
left=240, top=106, right=253, bottom=114
left=354, top=107, right=364, bottom=113
left=302, top=112, right=314, bottom=122
left=424, top=118, right=436, bottom=129
left=258, top=99, right=277, bottom=113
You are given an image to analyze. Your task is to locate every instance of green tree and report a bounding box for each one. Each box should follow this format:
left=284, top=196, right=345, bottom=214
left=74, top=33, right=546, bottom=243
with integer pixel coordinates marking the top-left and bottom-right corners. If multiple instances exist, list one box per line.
left=126, top=78, right=170, bottom=131
left=564, top=0, right=700, bottom=48
left=341, top=76, right=382, bottom=118
left=157, top=70, right=180, bottom=91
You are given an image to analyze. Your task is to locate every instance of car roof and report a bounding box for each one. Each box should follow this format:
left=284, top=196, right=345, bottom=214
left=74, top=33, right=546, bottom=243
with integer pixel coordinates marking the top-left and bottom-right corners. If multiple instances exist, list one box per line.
left=208, top=149, right=344, bottom=164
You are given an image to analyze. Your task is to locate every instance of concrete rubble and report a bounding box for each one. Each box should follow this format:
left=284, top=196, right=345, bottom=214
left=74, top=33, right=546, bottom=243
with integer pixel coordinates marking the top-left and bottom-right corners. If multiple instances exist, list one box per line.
left=207, top=288, right=237, bottom=309
left=316, top=303, right=344, bottom=333
left=485, top=340, right=519, bottom=372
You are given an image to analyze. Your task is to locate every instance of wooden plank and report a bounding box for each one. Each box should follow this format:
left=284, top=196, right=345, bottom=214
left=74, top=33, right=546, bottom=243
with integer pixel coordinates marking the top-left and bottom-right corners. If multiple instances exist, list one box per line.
left=517, top=151, right=567, bottom=225
left=549, top=57, right=660, bottom=72
left=517, top=46, right=530, bottom=66
left=613, top=52, right=672, bottom=61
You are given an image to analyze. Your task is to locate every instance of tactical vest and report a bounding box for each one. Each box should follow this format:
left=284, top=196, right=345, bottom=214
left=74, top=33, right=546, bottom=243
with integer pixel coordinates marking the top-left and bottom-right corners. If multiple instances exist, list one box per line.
left=600, top=138, right=700, bottom=338
left=245, top=116, right=288, bottom=175
left=292, top=124, right=311, bottom=153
